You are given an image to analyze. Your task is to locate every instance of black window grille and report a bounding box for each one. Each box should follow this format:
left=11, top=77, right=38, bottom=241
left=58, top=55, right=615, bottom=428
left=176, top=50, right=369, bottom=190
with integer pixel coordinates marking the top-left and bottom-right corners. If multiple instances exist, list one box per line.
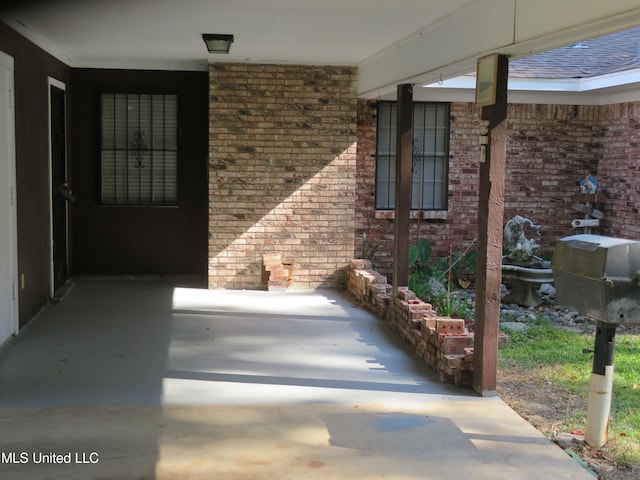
left=375, top=101, right=450, bottom=210
left=100, top=93, right=178, bottom=205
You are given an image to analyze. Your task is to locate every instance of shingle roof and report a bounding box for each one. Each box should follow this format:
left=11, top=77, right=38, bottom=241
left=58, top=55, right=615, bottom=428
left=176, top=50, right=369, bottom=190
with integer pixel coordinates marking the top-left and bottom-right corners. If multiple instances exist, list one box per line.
left=509, top=26, right=640, bottom=79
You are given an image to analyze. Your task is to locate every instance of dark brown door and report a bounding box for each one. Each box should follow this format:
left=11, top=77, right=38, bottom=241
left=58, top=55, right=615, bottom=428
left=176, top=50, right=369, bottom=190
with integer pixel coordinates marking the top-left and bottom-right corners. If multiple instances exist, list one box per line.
left=51, top=84, right=71, bottom=293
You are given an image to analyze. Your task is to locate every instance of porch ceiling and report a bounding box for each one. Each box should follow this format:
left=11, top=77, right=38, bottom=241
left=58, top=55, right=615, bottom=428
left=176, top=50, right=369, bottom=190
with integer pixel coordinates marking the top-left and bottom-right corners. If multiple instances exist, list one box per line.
left=3, top=0, right=640, bottom=98
left=1, top=0, right=474, bottom=72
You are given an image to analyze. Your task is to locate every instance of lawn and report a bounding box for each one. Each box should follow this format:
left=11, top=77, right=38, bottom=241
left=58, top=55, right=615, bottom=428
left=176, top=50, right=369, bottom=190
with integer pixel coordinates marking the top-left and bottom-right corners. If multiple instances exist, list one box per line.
left=498, top=320, right=640, bottom=469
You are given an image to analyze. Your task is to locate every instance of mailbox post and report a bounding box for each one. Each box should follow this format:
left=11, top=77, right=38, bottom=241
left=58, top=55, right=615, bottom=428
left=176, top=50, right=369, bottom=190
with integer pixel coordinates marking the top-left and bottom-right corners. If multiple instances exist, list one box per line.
left=585, top=322, right=617, bottom=448
left=552, top=234, right=640, bottom=448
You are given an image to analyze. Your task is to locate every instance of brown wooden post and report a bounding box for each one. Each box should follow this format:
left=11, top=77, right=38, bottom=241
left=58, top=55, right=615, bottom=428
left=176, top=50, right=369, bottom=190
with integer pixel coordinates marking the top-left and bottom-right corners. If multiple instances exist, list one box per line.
left=473, top=55, right=508, bottom=396
left=393, top=84, right=413, bottom=295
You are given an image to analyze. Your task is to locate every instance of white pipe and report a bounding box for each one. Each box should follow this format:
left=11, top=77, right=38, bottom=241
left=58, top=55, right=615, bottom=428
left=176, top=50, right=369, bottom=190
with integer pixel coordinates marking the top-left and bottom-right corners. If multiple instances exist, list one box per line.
left=585, top=364, right=614, bottom=448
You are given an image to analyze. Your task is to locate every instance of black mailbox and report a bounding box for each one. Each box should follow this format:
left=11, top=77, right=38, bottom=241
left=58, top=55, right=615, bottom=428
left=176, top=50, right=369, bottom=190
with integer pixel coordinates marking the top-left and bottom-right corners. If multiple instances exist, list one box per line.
left=552, top=234, right=640, bottom=325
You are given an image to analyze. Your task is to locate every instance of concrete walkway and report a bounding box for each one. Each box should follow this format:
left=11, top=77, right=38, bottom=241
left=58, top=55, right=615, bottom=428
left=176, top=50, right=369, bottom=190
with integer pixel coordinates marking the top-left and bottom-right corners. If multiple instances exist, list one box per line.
left=0, top=277, right=595, bottom=479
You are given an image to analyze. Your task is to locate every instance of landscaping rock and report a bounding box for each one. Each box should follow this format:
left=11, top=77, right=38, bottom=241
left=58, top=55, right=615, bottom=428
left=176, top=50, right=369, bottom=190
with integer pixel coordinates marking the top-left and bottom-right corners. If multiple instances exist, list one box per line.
left=500, top=322, right=529, bottom=332
left=461, top=283, right=605, bottom=333
left=539, top=283, right=556, bottom=297
left=426, top=278, right=446, bottom=297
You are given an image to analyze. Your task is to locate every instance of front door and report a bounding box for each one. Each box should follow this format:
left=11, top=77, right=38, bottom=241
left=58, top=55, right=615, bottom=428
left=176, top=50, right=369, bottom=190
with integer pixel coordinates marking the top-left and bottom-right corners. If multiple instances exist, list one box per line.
left=50, top=81, right=71, bottom=294
left=0, top=52, right=18, bottom=345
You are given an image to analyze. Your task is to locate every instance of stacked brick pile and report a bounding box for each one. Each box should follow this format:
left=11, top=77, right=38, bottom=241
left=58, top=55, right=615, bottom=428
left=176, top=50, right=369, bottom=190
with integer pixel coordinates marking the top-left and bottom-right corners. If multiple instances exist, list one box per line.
left=262, top=254, right=293, bottom=291
left=347, top=259, right=507, bottom=388
left=347, top=259, right=392, bottom=318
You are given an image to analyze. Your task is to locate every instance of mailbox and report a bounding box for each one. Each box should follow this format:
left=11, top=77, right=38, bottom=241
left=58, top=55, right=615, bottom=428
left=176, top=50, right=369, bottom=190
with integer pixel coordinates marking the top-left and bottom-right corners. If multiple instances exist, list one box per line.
left=552, top=234, right=640, bottom=448
left=552, top=234, right=640, bottom=325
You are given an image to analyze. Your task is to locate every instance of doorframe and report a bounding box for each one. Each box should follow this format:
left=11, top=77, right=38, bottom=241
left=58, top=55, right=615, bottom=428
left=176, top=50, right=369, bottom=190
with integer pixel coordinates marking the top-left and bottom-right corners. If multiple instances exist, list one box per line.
left=0, top=50, right=18, bottom=343
left=48, top=77, right=68, bottom=297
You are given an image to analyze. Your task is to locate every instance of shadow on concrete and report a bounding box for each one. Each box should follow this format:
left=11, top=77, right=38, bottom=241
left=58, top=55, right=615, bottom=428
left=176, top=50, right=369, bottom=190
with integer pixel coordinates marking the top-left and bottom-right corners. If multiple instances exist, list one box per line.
left=0, top=277, right=455, bottom=479
left=0, top=277, right=596, bottom=479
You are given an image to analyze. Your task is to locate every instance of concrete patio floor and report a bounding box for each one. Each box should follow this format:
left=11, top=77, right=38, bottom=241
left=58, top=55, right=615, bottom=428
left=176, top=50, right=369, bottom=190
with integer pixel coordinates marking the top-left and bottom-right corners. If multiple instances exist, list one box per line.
left=0, top=277, right=595, bottom=479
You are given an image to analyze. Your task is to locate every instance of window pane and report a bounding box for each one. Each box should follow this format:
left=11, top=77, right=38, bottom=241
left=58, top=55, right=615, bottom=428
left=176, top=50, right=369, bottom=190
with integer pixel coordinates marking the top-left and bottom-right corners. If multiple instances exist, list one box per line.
left=411, top=158, right=423, bottom=209
left=375, top=102, right=449, bottom=210
left=376, top=103, right=396, bottom=156
left=152, top=151, right=178, bottom=204
left=375, top=155, right=395, bottom=209
left=101, top=93, right=178, bottom=205
left=101, top=150, right=116, bottom=203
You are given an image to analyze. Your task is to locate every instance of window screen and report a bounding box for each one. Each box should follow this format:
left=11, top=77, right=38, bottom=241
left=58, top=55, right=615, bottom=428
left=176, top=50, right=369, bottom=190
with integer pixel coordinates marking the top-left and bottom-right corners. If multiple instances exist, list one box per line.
left=375, top=102, right=449, bottom=210
left=100, top=93, right=178, bottom=205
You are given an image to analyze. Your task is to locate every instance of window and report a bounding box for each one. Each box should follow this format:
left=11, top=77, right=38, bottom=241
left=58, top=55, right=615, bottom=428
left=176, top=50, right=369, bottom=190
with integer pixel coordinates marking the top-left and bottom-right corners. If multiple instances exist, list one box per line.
left=375, top=102, right=450, bottom=210
left=100, top=93, right=178, bottom=205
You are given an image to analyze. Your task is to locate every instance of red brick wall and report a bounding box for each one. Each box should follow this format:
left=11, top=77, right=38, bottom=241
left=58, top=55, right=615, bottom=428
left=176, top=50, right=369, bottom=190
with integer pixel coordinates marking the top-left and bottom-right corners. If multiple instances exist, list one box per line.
left=505, top=104, right=605, bottom=245
left=356, top=101, right=609, bottom=280
left=356, top=100, right=482, bottom=280
left=208, top=63, right=357, bottom=289
left=600, top=102, right=640, bottom=240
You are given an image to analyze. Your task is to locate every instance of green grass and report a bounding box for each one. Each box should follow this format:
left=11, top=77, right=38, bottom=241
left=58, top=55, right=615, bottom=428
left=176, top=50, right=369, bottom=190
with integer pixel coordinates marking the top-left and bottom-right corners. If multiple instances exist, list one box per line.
left=499, top=320, right=640, bottom=467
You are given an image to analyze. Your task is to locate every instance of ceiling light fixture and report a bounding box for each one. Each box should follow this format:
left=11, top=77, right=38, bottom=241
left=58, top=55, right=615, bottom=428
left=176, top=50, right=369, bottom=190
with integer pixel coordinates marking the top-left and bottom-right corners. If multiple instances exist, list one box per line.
left=202, top=34, right=234, bottom=54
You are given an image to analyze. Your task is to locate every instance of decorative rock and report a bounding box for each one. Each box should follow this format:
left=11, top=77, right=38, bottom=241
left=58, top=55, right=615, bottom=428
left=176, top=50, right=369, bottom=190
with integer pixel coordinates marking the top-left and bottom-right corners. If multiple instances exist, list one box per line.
left=427, top=278, right=446, bottom=297
left=500, top=322, right=529, bottom=332
left=539, top=283, right=556, bottom=296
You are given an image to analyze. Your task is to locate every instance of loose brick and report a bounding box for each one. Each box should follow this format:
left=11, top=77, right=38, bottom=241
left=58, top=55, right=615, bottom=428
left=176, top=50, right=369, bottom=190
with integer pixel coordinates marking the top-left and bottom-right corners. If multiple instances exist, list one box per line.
left=454, top=370, right=473, bottom=387
left=440, top=335, right=475, bottom=355
left=463, top=347, right=474, bottom=362
left=436, top=319, right=466, bottom=334
left=422, top=318, right=437, bottom=330
left=350, top=259, right=371, bottom=269
left=444, top=354, right=464, bottom=369
left=397, top=288, right=416, bottom=301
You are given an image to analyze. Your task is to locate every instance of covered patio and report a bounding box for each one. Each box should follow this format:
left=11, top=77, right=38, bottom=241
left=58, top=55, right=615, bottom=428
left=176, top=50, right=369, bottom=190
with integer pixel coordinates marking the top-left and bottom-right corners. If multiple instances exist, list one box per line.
left=2, top=1, right=640, bottom=477
left=0, top=277, right=594, bottom=479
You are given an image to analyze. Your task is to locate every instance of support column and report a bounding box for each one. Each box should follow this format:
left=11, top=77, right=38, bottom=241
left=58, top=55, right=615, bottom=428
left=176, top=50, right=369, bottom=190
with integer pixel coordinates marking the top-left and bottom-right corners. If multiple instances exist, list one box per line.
left=473, top=55, right=509, bottom=396
left=393, top=84, right=413, bottom=295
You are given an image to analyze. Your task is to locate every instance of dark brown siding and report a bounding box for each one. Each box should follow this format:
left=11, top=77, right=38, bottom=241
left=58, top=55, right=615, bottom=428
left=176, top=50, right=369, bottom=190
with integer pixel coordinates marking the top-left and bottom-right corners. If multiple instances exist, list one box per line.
left=0, top=22, right=71, bottom=327
left=69, top=69, right=208, bottom=275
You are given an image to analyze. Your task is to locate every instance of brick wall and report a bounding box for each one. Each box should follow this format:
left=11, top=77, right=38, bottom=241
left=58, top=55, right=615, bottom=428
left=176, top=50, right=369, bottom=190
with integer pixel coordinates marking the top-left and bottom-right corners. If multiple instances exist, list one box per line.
left=506, top=104, right=605, bottom=244
left=346, top=259, right=508, bottom=388
left=355, top=100, right=483, bottom=279
left=356, top=100, right=610, bottom=280
left=355, top=100, right=394, bottom=269
left=356, top=100, right=488, bottom=280
left=208, top=63, right=357, bottom=289
left=600, top=101, right=640, bottom=239
left=208, top=71, right=640, bottom=290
